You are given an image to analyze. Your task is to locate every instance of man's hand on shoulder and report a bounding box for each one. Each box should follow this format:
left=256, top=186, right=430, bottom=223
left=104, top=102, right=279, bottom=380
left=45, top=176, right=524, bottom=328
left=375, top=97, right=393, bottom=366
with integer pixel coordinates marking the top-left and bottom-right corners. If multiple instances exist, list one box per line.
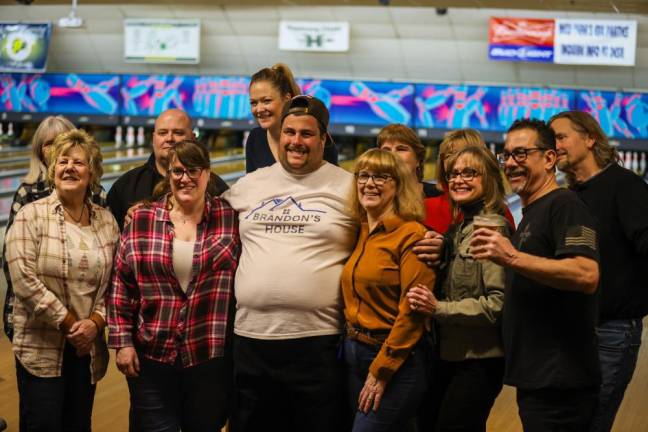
left=124, top=202, right=144, bottom=228
left=413, top=230, right=444, bottom=267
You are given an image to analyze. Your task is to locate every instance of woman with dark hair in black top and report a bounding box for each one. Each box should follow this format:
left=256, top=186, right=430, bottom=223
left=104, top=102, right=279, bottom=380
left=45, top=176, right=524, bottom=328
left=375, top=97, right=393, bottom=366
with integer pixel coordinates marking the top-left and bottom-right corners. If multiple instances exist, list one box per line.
left=246, top=63, right=337, bottom=172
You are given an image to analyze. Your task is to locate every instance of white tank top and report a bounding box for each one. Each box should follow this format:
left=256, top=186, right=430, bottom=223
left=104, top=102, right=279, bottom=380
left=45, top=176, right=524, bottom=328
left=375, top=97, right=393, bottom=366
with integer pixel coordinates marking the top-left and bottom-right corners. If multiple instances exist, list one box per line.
left=173, top=239, right=195, bottom=293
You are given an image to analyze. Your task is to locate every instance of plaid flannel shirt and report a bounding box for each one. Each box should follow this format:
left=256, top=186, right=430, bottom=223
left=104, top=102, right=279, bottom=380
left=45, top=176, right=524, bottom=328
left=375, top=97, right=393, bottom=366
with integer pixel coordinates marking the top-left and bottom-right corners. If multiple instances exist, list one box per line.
left=5, top=191, right=118, bottom=383
left=2, top=170, right=107, bottom=340
left=107, top=195, right=240, bottom=367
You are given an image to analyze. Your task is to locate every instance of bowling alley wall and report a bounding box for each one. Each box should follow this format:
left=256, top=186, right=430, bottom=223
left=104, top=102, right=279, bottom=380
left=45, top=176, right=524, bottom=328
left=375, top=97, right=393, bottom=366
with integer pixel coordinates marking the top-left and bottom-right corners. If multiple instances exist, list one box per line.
left=1, top=72, right=647, bottom=177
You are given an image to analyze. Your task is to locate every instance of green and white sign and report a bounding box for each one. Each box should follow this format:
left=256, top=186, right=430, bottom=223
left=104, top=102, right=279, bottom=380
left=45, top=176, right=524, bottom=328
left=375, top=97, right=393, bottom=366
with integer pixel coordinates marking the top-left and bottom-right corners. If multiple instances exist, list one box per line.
left=279, top=21, right=349, bottom=52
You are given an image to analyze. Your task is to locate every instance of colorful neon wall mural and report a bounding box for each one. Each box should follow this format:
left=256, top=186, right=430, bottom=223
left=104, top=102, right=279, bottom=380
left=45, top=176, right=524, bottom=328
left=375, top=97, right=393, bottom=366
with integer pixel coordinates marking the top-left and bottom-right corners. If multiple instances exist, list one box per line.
left=1, top=72, right=647, bottom=139
left=1, top=73, right=120, bottom=115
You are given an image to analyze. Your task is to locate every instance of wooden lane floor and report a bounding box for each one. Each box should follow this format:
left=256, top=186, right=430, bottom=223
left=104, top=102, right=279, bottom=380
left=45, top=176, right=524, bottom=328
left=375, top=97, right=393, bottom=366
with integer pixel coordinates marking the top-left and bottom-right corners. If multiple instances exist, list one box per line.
left=0, top=319, right=646, bottom=431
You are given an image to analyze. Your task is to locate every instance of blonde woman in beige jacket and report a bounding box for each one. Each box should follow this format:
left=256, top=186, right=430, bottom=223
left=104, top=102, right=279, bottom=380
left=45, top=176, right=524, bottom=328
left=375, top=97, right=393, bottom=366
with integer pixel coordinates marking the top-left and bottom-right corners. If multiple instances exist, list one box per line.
left=6, top=130, right=118, bottom=432
left=407, top=145, right=511, bottom=432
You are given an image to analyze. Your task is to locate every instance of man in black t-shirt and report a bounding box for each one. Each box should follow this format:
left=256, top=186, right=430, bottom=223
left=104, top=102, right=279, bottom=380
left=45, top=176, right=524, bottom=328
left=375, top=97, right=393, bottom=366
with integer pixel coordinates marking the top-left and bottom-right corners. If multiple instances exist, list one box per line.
left=471, top=119, right=600, bottom=431
left=550, top=111, right=648, bottom=432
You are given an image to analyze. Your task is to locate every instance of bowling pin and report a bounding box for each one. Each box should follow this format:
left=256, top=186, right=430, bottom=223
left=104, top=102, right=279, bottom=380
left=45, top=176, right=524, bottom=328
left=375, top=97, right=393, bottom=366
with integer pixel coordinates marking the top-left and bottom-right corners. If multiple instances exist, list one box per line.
left=136, top=126, right=145, bottom=147
left=489, top=143, right=496, bottom=155
left=639, top=153, right=646, bottom=176
left=126, top=126, right=135, bottom=148
left=619, top=151, right=625, bottom=167
left=0, top=123, right=3, bottom=136
left=115, top=125, right=123, bottom=148
left=7, top=122, right=13, bottom=137
left=631, top=152, right=639, bottom=173
left=624, top=151, right=632, bottom=169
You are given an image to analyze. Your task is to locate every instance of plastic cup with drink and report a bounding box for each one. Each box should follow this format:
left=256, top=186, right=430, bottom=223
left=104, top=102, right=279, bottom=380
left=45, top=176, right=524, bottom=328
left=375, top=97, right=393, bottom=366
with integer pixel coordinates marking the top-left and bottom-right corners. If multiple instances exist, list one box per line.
left=471, top=214, right=506, bottom=257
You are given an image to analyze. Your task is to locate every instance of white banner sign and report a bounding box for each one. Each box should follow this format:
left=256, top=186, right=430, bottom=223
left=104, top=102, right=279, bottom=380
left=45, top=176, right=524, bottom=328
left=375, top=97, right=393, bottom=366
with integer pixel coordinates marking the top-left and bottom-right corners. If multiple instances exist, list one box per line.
left=279, top=21, right=349, bottom=52
left=124, top=19, right=200, bottom=64
left=554, top=19, right=636, bottom=66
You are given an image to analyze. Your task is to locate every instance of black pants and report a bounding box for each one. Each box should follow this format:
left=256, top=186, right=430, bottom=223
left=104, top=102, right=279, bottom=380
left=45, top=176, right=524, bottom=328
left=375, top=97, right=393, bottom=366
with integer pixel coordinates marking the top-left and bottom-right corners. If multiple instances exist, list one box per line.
left=231, top=334, right=346, bottom=432
left=516, top=387, right=598, bottom=432
left=415, top=331, right=440, bottom=432
left=16, top=343, right=96, bottom=432
left=127, top=355, right=230, bottom=432
left=432, top=357, right=504, bottom=432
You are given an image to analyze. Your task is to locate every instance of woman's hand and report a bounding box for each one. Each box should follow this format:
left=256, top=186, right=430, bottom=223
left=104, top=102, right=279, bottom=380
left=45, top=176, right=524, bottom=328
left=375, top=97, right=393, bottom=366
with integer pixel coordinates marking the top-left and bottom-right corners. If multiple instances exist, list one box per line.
left=74, top=342, right=92, bottom=357
left=406, top=284, right=437, bottom=316
left=116, top=347, right=140, bottom=378
left=358, top=372, right=387, bottom=414
left=66, top=319, right=98, bottom=348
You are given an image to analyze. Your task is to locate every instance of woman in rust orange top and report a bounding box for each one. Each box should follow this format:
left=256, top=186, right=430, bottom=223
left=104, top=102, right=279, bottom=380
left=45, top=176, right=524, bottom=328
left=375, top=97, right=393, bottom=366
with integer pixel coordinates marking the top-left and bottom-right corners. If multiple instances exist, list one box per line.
left=341, top=148, right=435, bottom=431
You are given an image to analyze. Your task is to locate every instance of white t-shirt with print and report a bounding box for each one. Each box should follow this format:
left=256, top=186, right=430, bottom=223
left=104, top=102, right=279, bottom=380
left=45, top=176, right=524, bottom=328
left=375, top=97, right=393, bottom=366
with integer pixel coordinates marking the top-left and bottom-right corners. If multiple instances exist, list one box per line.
left=223, top=162, right=357, bottom=340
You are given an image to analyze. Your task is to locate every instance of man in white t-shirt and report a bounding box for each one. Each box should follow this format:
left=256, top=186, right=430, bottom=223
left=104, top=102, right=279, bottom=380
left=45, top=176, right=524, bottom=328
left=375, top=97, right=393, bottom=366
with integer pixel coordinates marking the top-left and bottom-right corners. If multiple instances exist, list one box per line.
left=223, top=96, right=357, bottom=432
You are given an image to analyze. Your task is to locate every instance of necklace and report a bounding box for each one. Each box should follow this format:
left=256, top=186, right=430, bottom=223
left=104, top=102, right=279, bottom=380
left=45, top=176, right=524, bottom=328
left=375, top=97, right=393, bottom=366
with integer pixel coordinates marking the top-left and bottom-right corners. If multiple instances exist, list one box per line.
left=170, top=197, right=202, bottom=225
left=63, top=204, right=85, bottom=226
left=175, top=211, right=196, bottom=225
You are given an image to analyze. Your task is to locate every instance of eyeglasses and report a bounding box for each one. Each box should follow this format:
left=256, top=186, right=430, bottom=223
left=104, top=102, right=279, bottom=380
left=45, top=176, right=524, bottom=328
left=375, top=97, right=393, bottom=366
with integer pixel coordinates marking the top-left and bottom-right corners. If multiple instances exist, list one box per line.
left=446, top=168, right=481, bottom=182
left=169, top=167, right=203, bottom=180
left=497, top=147, right=544, bottom=165
left=356, top=172, right=393, bottom=186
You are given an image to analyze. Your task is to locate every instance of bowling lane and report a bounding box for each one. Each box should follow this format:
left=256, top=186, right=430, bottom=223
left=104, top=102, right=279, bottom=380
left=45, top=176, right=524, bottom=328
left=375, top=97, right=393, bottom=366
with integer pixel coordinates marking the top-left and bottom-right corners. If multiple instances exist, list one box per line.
left=0, top=147, right=246, bottom=224
left=0, top=142, right=125, bottom=159
left=0, top=145, right=247, bottom=170
left=0, top=145, right=151, bottom=170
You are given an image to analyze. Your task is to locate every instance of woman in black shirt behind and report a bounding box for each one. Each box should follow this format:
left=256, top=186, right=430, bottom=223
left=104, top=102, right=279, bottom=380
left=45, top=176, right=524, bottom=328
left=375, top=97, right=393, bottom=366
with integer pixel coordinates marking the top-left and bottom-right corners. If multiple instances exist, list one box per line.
left=246, top=63, right=338, bottom=172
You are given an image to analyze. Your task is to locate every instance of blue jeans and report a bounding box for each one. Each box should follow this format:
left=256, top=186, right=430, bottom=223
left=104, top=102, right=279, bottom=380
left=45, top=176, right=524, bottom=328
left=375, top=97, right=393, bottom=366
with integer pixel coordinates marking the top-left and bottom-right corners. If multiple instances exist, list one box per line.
left=590, top=318, right=643, bottom=432
left=344, top=338, right=426, bottom=432
left=127, top=355, right=230, bottom=432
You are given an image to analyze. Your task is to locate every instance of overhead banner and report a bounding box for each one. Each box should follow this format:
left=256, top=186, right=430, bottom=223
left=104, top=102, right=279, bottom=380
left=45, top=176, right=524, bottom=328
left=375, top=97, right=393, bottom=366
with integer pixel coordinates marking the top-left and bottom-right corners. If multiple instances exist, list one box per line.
left=489, top=17, right=636, bottom=67
left=554, top=19, right=637, bottom=66
left=279, top=21, right=349, bottom=52
left=488, top=17, right=555, bottom=63
left=124, top=19, right=200, bottom=64
left=0, top=22, right=52, bottom=72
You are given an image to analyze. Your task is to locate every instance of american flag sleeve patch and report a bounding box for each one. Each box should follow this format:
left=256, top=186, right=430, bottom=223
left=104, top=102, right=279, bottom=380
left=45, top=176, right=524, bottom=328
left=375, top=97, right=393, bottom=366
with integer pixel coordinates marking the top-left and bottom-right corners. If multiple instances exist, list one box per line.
left=564, top=225, right=597, bottom=250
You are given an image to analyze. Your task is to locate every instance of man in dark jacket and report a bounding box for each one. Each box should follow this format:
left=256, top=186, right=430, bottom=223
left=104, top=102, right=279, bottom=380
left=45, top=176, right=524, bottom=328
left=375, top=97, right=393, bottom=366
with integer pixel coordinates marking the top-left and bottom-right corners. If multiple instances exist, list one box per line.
left=107, top=108, right=227, bottom=230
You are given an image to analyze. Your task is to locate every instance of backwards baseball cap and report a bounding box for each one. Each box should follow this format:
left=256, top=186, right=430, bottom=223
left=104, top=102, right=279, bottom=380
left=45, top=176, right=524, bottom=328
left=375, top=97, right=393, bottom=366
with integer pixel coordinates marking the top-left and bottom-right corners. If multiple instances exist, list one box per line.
left=281, top=95, right=335, bottom=147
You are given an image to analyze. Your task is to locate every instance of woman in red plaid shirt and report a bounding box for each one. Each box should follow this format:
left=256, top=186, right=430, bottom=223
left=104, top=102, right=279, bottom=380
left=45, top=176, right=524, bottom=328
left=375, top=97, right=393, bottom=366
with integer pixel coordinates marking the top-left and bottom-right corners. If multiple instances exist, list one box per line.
left=107, top=140, right=240, bottom=432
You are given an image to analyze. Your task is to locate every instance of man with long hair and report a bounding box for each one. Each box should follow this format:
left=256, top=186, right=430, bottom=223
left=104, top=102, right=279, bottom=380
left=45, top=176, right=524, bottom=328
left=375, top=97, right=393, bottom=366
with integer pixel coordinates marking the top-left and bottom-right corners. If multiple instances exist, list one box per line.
left=550, top=111, right=648, bottom=432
